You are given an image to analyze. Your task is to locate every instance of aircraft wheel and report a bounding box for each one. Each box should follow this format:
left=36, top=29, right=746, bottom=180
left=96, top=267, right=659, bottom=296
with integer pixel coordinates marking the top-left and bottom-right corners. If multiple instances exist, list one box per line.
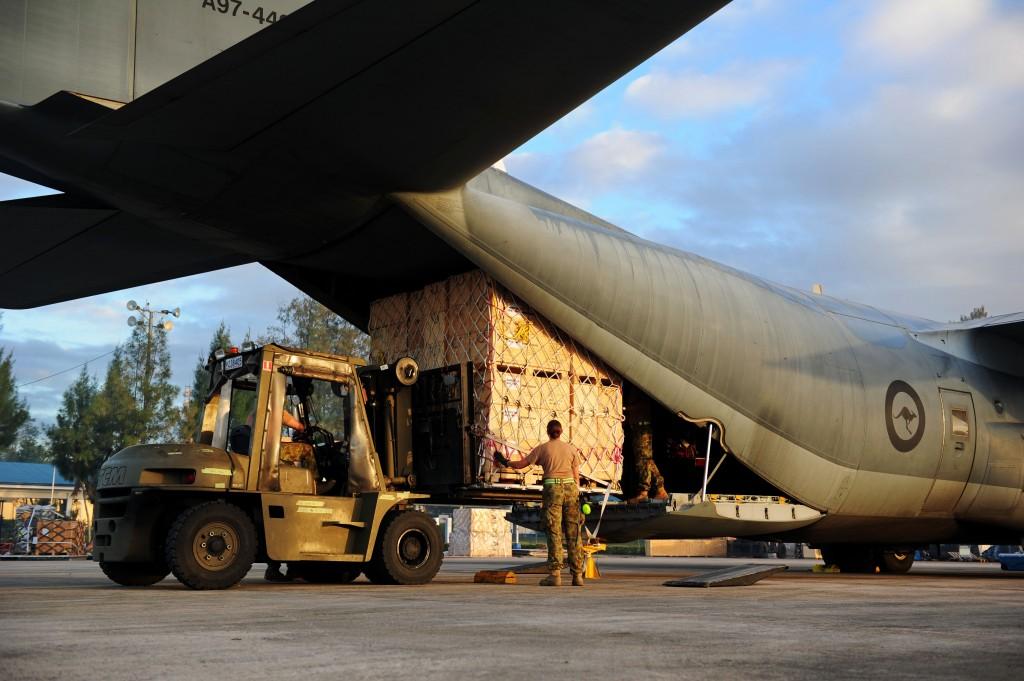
left=366, top=510, right=442, bottom=585
left=292, top=561, right=362, bottom=584
left=879, top=549, right=914, bottom=574
left=820, top=545, right=878, bottom=573
left=165, top=501, right=257, bottom=590
left=99, top=561, right=170, bottom=587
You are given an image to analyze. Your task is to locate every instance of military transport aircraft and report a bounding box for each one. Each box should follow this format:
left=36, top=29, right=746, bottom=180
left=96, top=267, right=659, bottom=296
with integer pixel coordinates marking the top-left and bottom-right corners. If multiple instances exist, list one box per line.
left=1, top=1, right=1021, bottom=574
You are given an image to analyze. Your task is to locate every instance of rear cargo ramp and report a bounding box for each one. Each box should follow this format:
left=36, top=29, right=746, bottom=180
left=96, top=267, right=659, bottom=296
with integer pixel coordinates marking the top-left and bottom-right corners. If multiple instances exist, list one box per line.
left=510, top=494, right=824, bottom=544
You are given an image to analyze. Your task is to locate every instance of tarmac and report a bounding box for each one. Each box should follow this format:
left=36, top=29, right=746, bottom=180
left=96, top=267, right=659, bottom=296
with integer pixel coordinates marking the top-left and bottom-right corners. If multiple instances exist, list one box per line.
left=1, top=556, right=1021, bottom=681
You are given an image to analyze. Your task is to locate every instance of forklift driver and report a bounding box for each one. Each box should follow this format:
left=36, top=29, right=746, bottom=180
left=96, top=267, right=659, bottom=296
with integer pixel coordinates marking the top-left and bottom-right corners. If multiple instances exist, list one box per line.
left=282, top=410, right=305, bottom=433
left=228, top=398, right=305, bottom=455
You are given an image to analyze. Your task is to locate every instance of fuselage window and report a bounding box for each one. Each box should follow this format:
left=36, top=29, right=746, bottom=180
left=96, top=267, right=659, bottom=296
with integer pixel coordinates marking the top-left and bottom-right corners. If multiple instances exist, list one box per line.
left=950, top=408, right=970, bottom=438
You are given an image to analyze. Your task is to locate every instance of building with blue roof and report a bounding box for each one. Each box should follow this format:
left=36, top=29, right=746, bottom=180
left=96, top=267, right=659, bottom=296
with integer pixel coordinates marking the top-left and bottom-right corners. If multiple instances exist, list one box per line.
left=0, top=462, right=86, bottom=522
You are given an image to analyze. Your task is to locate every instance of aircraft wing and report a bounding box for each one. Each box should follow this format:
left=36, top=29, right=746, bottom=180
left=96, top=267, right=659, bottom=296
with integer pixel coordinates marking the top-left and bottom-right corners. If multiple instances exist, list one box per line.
left=913, top=312, right=1024, bottom=378
left=74, top=0, right=726, bottom=192
left=947, top=311, right=1024, bottom=343
left=0, top=195, right=249, bottom=307
left=0, top=0, right=727, bottom=310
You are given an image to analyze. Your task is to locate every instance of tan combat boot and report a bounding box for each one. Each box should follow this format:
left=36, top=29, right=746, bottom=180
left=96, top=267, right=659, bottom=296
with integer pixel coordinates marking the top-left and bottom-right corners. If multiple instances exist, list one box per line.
left=626, top=490, right=649, bottom=504
left=652, top=487, right=669, bottom=501
left=539, top=572, right=562, bottom=587
left=572, top=573, right=585, bottom=587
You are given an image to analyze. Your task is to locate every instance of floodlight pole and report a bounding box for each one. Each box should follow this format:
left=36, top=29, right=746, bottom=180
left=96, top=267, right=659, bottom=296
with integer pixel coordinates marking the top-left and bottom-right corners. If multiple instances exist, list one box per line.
left=126, top=301, right=181, bottom=427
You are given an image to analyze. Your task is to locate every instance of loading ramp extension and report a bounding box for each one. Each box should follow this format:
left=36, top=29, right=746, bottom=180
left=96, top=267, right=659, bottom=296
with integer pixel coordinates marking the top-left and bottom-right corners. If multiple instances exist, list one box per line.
left=663, top=564, right=788, bottom=588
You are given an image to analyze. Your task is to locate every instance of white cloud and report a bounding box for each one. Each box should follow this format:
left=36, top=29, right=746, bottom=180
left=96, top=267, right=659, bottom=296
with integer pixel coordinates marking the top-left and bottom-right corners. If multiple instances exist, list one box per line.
left=507, top=128, right=666, bottom=204
left=625, top=60, right=795, bottom=118
left=570, top=129, right=664, bottom=188
left=854, top=0, right=1024, bottom=105
left=856, top=0, right=987, bottom=62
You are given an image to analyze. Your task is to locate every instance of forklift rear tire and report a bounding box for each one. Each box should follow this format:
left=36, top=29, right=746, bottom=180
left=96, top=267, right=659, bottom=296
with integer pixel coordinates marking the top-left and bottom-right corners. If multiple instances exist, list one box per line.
left=879, top=550, right=914, bottom=574
left=292, top=561, right=362, bottom=584
left=365, top=510, right=442, bottom=585
left=165, top=501, right=257, bottom=590
left=99, top=561, right=170, bottom=587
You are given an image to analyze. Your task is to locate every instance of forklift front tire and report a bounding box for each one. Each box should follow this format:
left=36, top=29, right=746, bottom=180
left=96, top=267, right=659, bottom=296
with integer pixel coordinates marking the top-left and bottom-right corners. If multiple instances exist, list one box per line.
left=366, top=510, right=443, bottom=585
left=165, top=501, right=257, bottom=590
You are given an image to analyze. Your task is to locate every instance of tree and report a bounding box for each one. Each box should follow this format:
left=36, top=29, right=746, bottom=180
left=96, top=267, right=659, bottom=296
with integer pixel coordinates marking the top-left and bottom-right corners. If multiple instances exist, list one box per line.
left=959, top=306, right=989, bottom=322
left=0, top=348, right=29, bottom=452
left=260, top=296, right=367, bottom=434
left=264, top=295, right=368, bottom=358
left=48, top=367, right=101, bottom=497
left=89, top=351, right=144, bottom=458
left=0, top=420, right=50, bottom=463
left=121, top=321, right=178, bottom=442
left=175, top=322, right=233, bottom=442
left=0, top=311, right=30, bottom=453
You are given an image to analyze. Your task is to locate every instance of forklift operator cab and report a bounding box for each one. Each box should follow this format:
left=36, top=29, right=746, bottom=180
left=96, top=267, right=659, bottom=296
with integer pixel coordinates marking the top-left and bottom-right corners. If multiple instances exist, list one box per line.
left=199, top=347, right=382, bottom=498
left=277, top=375, right=355, bottom=496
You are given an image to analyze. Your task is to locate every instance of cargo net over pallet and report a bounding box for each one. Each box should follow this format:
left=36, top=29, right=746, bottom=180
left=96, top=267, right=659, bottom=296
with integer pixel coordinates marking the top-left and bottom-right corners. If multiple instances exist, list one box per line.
left=5, top=505, right=87, bottom=556
left=369, top=270, right=624, bottom=492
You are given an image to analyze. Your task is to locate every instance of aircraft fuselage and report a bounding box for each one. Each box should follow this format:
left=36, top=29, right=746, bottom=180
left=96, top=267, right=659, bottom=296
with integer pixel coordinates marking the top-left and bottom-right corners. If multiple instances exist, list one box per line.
left=399, top=181, right=1024, bottom=544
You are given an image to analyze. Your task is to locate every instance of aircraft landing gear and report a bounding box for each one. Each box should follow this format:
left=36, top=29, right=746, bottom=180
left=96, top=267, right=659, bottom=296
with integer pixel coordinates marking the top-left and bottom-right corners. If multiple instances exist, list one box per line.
left=878, top=549, right=914, bottom=574
left=819, top=545, right=915, bottom=574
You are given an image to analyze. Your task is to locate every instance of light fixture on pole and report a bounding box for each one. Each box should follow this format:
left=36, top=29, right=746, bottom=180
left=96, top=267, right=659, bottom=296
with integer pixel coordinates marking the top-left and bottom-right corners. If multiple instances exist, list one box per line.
left=125, top=301, right=182, bottom=422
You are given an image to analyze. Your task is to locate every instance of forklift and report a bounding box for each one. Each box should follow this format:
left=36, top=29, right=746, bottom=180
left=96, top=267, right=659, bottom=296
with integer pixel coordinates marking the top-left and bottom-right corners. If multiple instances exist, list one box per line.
left=93, top=343, right=445, bottom=589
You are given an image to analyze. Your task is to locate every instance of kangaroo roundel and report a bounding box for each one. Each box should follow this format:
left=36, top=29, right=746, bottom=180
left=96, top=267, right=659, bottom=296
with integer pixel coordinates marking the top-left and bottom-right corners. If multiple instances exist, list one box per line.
left=885, top=380, right=925, bottom=452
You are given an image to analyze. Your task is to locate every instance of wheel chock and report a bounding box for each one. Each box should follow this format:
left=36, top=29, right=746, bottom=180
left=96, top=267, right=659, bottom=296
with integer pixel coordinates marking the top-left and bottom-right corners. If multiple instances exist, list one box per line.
left=812, top=563, right=840, bottom=573
left=474, top=570, right=517, bottom=584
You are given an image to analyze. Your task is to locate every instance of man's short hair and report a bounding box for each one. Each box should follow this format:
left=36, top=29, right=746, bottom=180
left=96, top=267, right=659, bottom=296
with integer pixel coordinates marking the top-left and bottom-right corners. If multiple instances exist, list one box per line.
left=547, top=419, right=562, bottom=434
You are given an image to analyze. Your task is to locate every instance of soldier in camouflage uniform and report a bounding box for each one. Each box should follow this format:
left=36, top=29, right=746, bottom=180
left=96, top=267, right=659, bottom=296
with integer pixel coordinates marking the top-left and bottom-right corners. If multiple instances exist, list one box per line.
left=627, top=418, right=669, bottom=503
left=495, top=419, right=584, bottom=586
left=542, top=476, right=583, bottom=580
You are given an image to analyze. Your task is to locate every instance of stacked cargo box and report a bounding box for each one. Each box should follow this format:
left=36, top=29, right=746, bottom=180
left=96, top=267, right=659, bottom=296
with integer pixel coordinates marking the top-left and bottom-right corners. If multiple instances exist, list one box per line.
left=35, top=519, right=85, bottom=556
left=369, top=270, right=624, bottom=490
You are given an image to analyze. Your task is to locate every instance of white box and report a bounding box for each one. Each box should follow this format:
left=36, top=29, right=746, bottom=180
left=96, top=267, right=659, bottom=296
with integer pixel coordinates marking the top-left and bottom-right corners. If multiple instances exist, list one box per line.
left=448, top=508, right=513, bottom=557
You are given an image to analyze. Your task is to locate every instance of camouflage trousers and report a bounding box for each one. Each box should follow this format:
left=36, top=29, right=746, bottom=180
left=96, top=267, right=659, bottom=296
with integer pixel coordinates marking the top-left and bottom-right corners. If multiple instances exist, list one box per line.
left=543, top=481, right=583, bottom=575
left=632, top=423, right=663, bottom=493
left=635, top=456, right=664, bottom=493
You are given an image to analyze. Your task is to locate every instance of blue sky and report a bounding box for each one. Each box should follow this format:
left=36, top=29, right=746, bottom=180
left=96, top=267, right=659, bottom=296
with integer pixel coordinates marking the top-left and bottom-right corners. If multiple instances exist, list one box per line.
left=2, top=0, right=1023, bottom=424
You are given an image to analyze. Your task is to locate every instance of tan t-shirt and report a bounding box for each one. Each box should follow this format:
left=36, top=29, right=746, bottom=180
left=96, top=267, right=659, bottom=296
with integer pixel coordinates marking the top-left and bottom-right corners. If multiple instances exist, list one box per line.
left=521, top=439, right=581, bottom=479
